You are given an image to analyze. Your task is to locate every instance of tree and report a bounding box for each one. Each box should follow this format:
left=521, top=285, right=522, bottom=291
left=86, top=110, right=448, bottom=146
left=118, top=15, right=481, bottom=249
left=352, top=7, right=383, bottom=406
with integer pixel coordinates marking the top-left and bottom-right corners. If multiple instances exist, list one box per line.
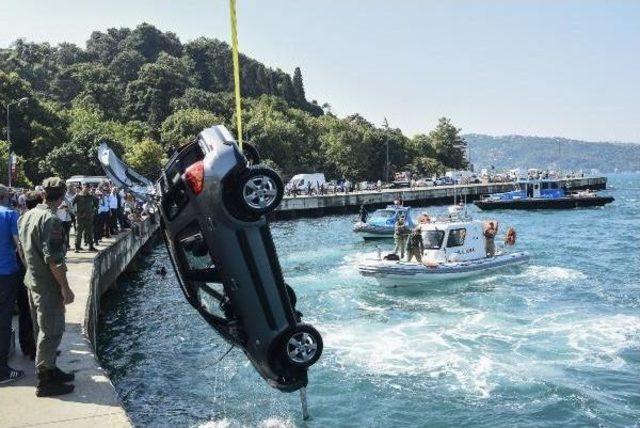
left=40, top=129, right=118, bottom=177
left=409, top=157, right=445, bottom=177
left=124, top=138, right=165, bottom=179
left=109, top=50, right=146, bottom=83
left=0, top=140, right=32, bottom=187
left=124, top=52, right=193, bottom=127
left=429, top=117, right=468, bottom=170
left=160, top=108, right=223, bottom=149
left=123, top=23, right=182, bottom=62
left=292, top=67, right=306, bottom=104
left=86, top=27, right=131, bottom=64
left=170, top=89, right=235, bottom=122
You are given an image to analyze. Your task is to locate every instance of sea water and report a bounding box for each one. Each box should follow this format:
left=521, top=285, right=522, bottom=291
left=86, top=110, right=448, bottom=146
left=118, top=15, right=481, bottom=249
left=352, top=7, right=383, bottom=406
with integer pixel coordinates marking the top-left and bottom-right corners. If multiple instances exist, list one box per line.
left=97, top=173, right=640, bottom=427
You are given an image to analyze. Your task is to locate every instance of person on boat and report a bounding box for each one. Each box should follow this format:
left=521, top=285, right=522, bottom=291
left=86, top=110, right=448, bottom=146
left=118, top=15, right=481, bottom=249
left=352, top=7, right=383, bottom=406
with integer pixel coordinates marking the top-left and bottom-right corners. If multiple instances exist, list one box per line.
left=393, top=217, right=409, bottom=259
left=504, top=227, right=517, bottom=246
left=359, top=205, right=368, bottom=223
left=484, top=221, right=499, bottom=257
left=416, top=214, right=431, bottom=231
left=406, top=227, right=424, bottom=263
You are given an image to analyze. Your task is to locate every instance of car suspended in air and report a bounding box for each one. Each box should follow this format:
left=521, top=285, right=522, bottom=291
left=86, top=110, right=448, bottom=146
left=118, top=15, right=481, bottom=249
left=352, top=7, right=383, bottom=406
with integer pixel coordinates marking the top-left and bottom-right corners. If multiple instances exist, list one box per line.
left=97, top=126, right=323, bottom=393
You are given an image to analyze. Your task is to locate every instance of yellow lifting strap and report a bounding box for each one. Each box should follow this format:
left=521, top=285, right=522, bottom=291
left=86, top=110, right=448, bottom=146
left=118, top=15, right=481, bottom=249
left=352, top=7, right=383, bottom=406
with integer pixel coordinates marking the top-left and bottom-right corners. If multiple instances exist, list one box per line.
left=229, top=0, right=243, bottom=149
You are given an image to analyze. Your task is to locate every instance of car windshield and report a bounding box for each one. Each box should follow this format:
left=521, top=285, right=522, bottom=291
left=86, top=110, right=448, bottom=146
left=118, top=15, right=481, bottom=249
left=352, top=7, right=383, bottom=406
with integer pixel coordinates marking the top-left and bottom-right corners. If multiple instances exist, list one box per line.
left=423, top=230, right=445, bottom=249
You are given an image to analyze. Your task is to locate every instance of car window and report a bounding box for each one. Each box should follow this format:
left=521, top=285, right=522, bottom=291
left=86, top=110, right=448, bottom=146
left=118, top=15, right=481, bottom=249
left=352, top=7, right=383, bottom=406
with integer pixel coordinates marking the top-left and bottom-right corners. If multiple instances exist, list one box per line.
left=176, top=225, right=229, bottom=322
left=197, top=283, right=228, bottom=319
left=446, top=228, right=466, bottom=247
left=179, top=232, right=214, bottom=270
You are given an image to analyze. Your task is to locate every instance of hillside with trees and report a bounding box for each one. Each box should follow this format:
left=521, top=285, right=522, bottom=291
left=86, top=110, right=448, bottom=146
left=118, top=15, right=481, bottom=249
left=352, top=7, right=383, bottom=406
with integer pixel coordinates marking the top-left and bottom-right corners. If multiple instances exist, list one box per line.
left=0, top=23, right=467, bottom=187
left=465, top=134, right=640, bottom=173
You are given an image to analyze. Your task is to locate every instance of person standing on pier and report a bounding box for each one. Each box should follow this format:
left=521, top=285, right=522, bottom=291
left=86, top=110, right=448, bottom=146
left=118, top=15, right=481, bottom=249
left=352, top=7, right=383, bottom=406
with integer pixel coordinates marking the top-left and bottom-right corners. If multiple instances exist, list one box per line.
left=19, top=178, right=76, bottom=397
left=72, top=184, right=96, bottom=252
left=108, top=187, right=119, bottom=235
left=0, top=184, right=25, bottom=384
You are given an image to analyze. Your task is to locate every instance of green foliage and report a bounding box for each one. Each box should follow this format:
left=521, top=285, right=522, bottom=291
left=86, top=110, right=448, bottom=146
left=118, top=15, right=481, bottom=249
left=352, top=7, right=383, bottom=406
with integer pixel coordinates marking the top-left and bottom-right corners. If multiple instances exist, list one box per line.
left=124, top=139, right=166, bottom=178
left=292, top=67, right=305, bottom=104
left=0, top=140, right=32, bottom=187
left=1, top=23, right=471, bottom=185
left=429, top=117, right=468, bottom=169
left=39, top=128, right=116, bottom=177
left=160, top=109, right=224, bottom=149
left=125, top=52, right=193, bottom=126
left=409, top=157, right=445, bottom=177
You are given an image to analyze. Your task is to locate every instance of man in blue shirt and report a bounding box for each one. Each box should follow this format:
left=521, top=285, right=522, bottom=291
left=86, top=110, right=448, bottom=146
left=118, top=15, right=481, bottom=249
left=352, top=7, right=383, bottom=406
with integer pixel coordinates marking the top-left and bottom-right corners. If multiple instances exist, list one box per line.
left=0, top=184, right=25, bottom=383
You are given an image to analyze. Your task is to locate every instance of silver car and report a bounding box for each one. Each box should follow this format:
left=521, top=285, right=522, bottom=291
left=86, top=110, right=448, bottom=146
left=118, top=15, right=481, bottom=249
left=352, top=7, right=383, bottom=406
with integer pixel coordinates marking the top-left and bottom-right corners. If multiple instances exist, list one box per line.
left=158, top=126, right=323, bottom=392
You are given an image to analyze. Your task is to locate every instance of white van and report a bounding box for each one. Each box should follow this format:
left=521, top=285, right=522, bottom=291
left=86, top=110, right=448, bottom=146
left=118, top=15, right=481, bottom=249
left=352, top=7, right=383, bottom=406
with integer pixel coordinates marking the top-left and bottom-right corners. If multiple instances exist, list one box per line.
left=66, top=175, right=109, bottom=188
left=286, top=173, right=326, bottom=192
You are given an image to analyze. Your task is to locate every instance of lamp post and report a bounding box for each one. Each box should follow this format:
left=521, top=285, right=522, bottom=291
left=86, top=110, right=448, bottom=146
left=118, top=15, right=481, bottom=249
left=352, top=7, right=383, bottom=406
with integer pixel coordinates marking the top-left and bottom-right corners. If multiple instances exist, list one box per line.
left=5, top=97, right=28, bottom=187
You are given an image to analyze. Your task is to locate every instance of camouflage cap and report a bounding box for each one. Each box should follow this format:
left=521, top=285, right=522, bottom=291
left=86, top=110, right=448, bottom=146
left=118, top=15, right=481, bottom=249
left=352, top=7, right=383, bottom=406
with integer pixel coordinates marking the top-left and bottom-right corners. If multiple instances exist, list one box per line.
left=42, top=177, right=67, bottom=192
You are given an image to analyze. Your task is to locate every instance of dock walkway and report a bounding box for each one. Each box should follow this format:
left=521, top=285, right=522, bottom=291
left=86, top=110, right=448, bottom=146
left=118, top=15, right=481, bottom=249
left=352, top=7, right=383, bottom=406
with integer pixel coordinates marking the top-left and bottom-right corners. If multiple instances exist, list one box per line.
left=0, top=225, right=154, bottom=427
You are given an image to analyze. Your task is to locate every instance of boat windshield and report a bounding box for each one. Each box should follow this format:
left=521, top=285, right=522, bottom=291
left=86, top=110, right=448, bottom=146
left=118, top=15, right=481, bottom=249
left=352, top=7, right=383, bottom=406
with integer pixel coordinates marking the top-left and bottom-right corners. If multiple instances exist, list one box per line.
left=370, top=210, right=397, bottom=220
left=423, top=230, right=445, bottom=249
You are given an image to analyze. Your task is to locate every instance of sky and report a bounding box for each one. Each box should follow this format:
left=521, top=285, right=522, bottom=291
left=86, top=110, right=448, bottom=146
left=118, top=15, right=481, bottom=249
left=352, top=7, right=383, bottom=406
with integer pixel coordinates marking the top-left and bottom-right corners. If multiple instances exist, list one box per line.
left=1, top=0, right=639, bottom=142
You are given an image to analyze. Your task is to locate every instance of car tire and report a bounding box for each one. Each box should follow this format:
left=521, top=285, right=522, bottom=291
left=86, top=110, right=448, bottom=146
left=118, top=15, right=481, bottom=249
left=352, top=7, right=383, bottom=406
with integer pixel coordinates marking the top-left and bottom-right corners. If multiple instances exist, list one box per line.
left=235, top=166, right=284, bottom=216
left=283, top=324, right=323, bottom=368
left=242, top=142, right=260, bottom=165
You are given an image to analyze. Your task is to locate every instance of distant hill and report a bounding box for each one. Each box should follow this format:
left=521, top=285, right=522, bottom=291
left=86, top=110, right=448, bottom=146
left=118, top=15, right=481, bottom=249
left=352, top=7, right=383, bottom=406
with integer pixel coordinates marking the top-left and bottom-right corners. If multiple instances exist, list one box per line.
left=464, top=134, right=640, bottom=173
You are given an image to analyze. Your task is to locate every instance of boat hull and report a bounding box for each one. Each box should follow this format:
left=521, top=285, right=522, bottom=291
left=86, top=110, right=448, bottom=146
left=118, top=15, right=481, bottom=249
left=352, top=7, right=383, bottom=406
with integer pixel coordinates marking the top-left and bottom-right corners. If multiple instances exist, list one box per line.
left=358, top=252, right=530, bottom=287
left=474, top=196, right=614, bottom=210
left=353, top=224, right=394, bottom=239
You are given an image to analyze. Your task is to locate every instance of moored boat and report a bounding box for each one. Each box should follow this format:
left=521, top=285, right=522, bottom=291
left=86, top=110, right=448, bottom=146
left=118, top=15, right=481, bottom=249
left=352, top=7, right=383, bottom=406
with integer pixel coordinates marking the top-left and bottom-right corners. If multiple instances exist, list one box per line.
left=474, top=179, right=614, bottom=210
left=353, top=205, right=415, bottom=239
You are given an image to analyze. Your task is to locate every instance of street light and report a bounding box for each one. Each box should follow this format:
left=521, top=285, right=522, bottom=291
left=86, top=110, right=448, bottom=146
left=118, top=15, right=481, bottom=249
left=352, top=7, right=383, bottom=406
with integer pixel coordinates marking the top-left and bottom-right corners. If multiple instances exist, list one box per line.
left=5, top=96, right=28, bottom=187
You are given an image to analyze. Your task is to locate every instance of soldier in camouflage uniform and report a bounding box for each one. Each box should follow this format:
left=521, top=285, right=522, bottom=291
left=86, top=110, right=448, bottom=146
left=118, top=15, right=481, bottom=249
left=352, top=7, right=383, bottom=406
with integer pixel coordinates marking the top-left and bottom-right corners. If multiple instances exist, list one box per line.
left=72, top=184, right=96, bottom=252
left=19, top=177, right=75, bottom=397
left=406, top=227, right=425, bottom=263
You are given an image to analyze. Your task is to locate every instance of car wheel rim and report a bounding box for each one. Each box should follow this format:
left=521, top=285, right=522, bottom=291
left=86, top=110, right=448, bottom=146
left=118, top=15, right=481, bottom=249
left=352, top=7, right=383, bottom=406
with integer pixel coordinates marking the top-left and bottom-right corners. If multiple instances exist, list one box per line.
left=287, top=332, right=318, bottom=364
left=243, top=175, right=279, bottom=209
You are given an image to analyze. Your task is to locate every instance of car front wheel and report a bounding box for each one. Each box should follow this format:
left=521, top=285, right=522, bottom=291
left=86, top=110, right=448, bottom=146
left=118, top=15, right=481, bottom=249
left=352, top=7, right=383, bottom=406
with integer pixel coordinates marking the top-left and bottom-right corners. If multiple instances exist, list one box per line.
left=236, top=166, right=284, bottom=216
left=284, top=324, right=323, bottom=368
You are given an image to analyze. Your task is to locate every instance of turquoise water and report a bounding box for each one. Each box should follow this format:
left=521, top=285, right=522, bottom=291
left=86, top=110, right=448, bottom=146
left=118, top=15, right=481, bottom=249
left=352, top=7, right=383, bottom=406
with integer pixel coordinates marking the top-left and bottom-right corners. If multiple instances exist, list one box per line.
left=98, top=174, right=640, bottom=427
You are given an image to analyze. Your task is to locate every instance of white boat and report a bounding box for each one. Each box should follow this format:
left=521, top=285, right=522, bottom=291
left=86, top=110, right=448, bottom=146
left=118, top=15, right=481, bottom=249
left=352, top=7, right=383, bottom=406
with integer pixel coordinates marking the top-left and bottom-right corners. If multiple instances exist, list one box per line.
left=357, top=215, right=529, bottom=287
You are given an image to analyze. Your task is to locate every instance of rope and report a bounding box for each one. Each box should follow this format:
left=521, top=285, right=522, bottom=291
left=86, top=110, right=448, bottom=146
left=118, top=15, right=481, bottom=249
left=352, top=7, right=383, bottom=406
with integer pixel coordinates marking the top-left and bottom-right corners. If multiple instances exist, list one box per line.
left=229, top=0, right=243, bottom=149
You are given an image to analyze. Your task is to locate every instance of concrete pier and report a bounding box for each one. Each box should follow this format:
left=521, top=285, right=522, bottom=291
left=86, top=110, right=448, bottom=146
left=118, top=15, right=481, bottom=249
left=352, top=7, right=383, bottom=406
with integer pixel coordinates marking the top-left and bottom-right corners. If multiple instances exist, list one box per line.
left=274, top=176, right=607, bottom=219
left=0, top=219, right=158, bottom=428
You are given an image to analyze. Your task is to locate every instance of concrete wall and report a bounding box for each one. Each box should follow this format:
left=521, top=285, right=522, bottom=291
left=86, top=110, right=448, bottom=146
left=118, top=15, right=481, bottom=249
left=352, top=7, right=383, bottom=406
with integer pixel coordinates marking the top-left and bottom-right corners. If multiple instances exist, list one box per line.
left=84, top=216, right=160, bottom=348
left=274, top=176, right=607, bottom=219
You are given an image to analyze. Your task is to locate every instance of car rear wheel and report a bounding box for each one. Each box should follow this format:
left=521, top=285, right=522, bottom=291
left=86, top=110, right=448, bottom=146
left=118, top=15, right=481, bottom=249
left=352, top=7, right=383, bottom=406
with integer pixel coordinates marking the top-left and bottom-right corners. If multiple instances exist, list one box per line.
left=236, top=166, right=284, bottom=216
left=284, top=325, right=323, bottom=368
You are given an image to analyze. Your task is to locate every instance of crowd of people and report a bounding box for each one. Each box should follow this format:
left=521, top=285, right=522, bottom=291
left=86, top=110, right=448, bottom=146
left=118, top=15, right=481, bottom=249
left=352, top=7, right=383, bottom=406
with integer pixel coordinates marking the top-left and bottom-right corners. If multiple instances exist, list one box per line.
left=0, top=177, right=152, bottom=397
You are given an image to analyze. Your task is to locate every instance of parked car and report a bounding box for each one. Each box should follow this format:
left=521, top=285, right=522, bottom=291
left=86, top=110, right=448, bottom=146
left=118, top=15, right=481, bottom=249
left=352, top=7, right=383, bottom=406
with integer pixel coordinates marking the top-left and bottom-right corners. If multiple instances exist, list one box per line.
left=286, top=173, right=326, bottom=193
left=66, top=175, right=109, bottom=188
left=157, top=126, right=323, bottom=392
left=434, top=176, right=454, bottom=186
left=415, top=178, right=434, bottom=187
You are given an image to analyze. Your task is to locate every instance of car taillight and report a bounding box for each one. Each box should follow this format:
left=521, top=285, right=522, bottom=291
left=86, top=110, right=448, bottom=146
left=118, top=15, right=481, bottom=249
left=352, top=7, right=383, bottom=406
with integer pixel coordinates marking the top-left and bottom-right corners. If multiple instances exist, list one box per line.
left=185, top=161, right=205, bottom=195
